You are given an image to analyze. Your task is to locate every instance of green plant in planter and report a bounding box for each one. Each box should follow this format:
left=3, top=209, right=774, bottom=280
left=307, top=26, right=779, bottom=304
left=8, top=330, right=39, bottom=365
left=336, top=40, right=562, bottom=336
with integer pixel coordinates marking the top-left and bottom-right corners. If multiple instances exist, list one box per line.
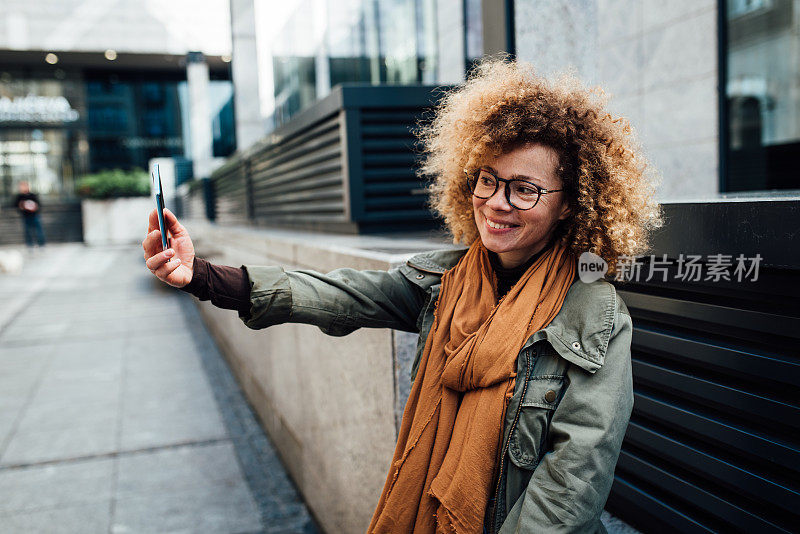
left=76, top=169, right=150, bottom=200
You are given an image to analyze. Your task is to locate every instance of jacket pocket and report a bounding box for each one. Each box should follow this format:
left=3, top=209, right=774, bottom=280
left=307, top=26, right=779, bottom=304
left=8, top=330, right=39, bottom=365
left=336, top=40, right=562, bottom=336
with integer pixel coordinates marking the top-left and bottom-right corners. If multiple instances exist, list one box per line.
left=508, top=376, right=566, bottom=469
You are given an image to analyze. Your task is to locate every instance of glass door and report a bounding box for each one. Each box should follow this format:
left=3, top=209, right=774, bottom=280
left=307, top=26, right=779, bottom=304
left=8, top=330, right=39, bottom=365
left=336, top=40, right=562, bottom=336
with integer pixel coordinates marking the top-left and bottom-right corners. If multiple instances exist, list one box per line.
left=0, top=129, right=79, bottom=203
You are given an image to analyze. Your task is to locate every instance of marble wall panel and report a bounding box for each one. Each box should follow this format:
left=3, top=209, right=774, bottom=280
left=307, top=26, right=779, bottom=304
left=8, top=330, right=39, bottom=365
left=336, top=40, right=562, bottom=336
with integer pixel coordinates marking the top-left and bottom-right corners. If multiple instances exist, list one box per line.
left=640, top=8, right=717, bottom=90
left=647, top=140, right=719, bottom=200
left=642, top=0, right=717, bottom=31
left=597, top=0, right=642, bottom=45
left=515, top=0, right=599, bottom=80
left=607, top=94, right=645, bottom=139
left=297, top=324, right=396, bottom=533
left=640, top=73, right=718, bottom=147
left=596, top=36, right=642, bottom=98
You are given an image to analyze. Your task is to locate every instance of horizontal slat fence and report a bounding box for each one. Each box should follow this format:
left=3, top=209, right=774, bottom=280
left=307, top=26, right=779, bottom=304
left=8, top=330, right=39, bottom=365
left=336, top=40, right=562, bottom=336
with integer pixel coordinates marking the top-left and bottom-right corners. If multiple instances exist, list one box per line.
left=351, top=107, right=431, bottom=227
left=212, top=156, right=250, bottom=226
left=606, top=200, right=800, bottom=533
left=250, top=114, right=346, bottom=228
left=206, top=84, right=444, bottom=233
left=178, top=180, right=209, bottom=223
left=0, top=201, right=83, bottom=245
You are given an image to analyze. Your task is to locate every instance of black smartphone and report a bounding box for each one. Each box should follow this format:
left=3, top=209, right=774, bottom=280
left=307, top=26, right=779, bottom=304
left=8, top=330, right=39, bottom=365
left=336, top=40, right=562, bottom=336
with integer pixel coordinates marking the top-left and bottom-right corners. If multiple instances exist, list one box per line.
left=151, top=164, right=170, bottom=251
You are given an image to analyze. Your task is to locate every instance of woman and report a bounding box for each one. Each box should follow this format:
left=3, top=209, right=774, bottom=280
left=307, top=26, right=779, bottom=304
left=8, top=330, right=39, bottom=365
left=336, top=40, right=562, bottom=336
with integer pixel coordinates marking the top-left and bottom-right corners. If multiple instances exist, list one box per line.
left=143, top=59, right=660, bottom=533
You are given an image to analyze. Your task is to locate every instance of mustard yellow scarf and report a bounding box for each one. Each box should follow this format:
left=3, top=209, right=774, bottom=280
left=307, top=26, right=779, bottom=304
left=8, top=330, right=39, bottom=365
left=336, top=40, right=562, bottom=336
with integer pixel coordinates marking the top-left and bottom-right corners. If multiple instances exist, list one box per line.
left=368, top=240, right=576, bottom=533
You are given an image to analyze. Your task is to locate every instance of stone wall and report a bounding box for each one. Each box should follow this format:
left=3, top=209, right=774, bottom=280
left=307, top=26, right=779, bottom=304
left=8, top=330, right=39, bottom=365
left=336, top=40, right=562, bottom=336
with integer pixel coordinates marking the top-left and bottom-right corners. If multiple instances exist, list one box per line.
left=184, top=220, right=450, bottom=534
left=515, top=0, right=719, bottom=201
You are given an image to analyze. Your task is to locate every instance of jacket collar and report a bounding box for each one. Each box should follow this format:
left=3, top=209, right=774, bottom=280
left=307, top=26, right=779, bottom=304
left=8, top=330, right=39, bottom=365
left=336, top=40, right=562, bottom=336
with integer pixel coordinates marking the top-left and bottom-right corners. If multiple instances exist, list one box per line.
left=406, top=248, right=618, bottom=374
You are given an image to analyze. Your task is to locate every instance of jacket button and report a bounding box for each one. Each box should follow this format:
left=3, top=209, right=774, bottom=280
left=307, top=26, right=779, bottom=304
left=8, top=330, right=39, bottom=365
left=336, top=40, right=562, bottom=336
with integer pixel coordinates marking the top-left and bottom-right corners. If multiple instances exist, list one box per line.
left=571, top=341, right=581, bottom=350
left=544, top=390, right=557, bottom=403
left=416, top=274, right=425, bottom=279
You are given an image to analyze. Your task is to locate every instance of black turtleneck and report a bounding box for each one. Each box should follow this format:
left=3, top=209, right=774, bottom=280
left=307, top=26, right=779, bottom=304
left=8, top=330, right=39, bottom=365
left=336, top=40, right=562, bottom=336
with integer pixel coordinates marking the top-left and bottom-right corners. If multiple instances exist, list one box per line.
left=488, top=243, right=552, bottom=299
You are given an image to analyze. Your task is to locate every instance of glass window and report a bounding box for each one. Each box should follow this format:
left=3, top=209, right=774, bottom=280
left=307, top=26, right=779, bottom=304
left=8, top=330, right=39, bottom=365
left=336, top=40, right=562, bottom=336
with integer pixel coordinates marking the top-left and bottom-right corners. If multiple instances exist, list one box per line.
left=268, top=0, right=439, bottom=128
left=465, top=0, right=483, bottom=68
left=210, top=80, right=236, bottom=158
left=724, top=0, right=800, bottom=192
left=0, top=68, right=234, bottom=201
left=85, top=75, right=185, bottom=173
left=0, top=70, right=87, bottom=202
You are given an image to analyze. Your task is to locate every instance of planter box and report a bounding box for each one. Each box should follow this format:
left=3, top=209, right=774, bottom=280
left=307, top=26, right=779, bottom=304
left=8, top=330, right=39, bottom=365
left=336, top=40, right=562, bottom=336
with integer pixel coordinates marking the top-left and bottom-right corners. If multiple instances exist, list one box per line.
left=81, top=197, right=153, bottom=246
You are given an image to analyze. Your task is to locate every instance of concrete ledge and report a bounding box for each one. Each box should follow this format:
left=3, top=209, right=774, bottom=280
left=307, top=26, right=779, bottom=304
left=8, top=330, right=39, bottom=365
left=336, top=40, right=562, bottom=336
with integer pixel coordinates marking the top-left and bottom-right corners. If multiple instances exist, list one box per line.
left=183, top=219, right=453, bottom=534
left=81, top=198, right=152, bottom=246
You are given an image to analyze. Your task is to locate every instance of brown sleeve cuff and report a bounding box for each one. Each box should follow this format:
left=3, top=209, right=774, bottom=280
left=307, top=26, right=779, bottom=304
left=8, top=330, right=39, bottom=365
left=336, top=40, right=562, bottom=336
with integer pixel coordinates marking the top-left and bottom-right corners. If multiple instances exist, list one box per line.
left=179, top=257, right=251, bottom=313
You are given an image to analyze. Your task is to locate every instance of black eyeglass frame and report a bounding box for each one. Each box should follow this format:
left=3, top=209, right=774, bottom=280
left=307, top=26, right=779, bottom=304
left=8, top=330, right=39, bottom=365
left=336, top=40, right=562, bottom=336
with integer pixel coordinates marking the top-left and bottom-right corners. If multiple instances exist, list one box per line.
left=465, top=168, right=565, bottom=211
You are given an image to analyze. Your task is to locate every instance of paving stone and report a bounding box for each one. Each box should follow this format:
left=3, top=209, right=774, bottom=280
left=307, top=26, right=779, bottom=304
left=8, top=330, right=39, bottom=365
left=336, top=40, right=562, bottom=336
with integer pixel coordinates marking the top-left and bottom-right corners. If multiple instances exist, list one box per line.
left=1, top=420, right=119, bottom=466
left=116, top=442, right=247, bottom=497
left=0, top=412, right=19, bottom=446
left=15, top=397, right=119, bottom=433
left=48, top=338, right=125, bottom=360
left=119, top=410, right=227, bottom=451
left=0, top=244, right=324, bottom=533
left=0, top=369, right=42, bottom=397
left=0, top=457, right=114, bottom=513
left=121, top=389, right=219, bottom=418
left=0, top=501, right=111, bottom=534
left=0, top=344, right=52, bottom=367
left=112, top=483, right=261, bottom=534
left=178, top=297, right=321, bottom=533
left=32, top=380, right=119, bottom=407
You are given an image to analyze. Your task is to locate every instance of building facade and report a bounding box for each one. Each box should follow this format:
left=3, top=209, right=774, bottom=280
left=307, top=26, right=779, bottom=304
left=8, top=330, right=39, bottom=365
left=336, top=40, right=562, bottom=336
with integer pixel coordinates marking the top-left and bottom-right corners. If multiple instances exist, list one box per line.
left=234, top=0, right=798, bottom=200
left=0, top=0, right=236, bottom=204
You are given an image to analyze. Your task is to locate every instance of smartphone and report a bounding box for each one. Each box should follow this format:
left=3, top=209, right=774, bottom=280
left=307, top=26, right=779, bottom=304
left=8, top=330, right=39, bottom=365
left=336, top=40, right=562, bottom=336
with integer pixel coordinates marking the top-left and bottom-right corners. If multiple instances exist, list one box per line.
left=151, top=164, right=170, bottom=251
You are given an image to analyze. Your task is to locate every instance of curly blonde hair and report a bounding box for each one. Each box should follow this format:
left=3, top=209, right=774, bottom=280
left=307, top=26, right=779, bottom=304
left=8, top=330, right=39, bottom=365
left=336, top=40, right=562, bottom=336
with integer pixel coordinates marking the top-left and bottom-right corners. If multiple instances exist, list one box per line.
left=419, top=58, right=661, bottom=273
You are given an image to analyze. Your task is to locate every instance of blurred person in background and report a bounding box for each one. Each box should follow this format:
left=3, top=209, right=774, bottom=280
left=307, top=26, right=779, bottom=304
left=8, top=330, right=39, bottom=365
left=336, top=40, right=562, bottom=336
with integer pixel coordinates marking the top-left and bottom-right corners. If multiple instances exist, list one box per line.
left=14, top=181, right=46, bottom=249
left=143, top=58, right=661, bottom=533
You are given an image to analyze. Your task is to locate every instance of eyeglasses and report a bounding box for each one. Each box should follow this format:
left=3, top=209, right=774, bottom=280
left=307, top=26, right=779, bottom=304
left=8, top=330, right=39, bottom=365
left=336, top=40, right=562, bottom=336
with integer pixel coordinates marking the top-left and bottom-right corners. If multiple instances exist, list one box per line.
left=466, top=168, right=565, bottom=210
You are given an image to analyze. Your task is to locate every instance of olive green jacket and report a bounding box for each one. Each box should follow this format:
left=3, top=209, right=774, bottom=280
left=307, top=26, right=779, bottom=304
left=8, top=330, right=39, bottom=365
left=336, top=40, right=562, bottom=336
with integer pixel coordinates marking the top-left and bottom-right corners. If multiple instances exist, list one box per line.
left=240, top=248, right=633, bottom=534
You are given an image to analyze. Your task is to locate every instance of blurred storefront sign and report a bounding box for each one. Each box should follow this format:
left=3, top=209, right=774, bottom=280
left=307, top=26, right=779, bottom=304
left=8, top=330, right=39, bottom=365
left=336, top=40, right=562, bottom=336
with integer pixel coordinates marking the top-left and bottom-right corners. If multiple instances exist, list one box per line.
left=121, top=137, right=183, bottom=149
left=0, top=95, right=80, bottom=124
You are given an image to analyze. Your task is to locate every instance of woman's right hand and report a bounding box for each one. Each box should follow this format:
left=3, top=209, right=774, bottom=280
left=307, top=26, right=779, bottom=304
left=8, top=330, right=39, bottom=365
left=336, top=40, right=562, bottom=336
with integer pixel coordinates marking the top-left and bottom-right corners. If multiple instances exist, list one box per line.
left=142, top=208, right=195, bottom=288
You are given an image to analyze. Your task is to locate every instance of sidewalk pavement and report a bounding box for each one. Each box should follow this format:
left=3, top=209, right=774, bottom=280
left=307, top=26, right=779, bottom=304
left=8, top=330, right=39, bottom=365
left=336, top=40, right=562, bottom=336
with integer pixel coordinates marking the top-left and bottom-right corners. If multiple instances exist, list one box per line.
left=0, top=244, right=317, bottom=534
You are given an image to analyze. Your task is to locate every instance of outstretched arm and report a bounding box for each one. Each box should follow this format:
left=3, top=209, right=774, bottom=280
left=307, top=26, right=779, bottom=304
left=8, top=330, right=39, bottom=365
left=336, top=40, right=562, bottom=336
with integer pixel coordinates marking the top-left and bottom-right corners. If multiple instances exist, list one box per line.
left=143, top=209, right=427, bottom=334
left=239, top=264, right=427, bottom=335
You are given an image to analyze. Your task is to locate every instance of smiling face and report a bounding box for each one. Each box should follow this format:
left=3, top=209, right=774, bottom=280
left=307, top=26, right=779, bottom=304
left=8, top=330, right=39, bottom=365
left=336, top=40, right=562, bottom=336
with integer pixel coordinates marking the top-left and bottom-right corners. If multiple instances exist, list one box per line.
left=472, top=143, right=571, bottom=269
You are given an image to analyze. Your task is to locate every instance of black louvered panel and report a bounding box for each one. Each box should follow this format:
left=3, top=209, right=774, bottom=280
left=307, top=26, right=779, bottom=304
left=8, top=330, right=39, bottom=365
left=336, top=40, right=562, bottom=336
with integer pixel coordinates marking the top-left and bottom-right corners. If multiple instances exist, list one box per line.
left=603, top=200, right=800, bottom=533
left=0, top=201, right=82, bottom=245
left=622, top=422, right=799, bottom=519
left=607, top=474, right=716, bottom=532
left=252, top=119, right=340, bottom=174
left=607, top=267, right=800, bottom=533
left=611, top=452, right=787, bottom=532
left=633, top=359, right=797, bottom=431
left=212, top=158, right=248, bottom=226
left=357, top=108, right=431, bottom=223
left=250, top=113, right=346, bottom=224
left=631, top=392, right=800, bottom=474
left=630, top=328, right=800, bottom=388
left=620, top=290, right=796, bottom=340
